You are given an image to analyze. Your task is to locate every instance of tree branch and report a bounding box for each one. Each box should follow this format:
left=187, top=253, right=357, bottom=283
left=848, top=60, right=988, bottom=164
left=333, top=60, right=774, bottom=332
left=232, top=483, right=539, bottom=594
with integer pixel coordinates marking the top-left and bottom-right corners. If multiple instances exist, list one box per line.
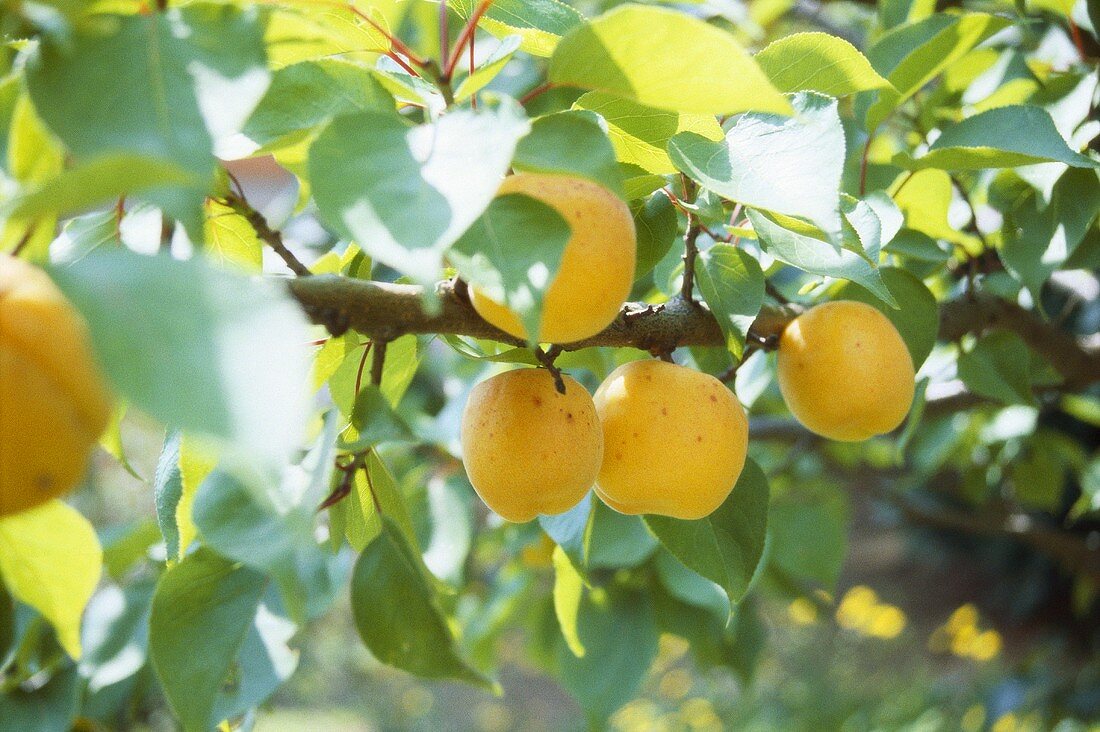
left=286, top=276, right=1100, bottom=388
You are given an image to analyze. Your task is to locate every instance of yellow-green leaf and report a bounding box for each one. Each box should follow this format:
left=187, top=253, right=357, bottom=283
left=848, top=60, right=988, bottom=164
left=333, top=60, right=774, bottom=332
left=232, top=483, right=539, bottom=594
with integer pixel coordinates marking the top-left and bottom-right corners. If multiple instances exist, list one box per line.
left=550, top=5, right=789, bottom=116
left=756, top=32, right=892, bottom=97
left=0, top=501, right=103, bottom=658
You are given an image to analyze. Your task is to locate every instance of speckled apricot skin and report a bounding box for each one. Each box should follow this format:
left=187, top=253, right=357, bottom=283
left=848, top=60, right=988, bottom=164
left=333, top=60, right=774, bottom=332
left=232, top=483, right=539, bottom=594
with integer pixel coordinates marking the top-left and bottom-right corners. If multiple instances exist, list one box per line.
left=460, top=368, right=602, bottom=522
left=0, top=254, right=113, bottom=516
left=469, top=173, right=636, bottom=344
left=593, top=360, right=748, bottom=520
left=777, top=300, right=915, bottom=442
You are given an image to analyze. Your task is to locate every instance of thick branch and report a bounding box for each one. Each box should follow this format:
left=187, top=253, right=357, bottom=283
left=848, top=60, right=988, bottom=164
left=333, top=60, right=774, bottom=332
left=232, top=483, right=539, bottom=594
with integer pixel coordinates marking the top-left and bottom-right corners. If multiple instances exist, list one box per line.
left=287, top=276, right=1100, bottom=388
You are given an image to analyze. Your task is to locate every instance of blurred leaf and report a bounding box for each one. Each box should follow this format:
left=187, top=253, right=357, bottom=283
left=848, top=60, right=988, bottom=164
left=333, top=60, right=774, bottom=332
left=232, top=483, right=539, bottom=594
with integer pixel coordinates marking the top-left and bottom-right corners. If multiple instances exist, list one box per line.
left=833, top=267, right=938, bottom=367
left=330, top=451, right=419, bottom=553
left=539, top=493, right=593, bottom=571
left=449, top=192, right=572, bottom=341
left=50, top=250, right=312, bottom=469
left=310, top=102, right=529, bottom=283
left=339, top=385, right=415, bottom=451
left=350, top=518, right=494, bottom=689
left=99, top=403, right=141, bottom=480
left=149, top=549, right=297, bottom=732
left=632, top=193, right=677, bottom=280
left=79, top=580, right=155, bottom=704
left=0, top=667, right=80, bottom=732
left=100, top=520, right=160, bottom=580
left=451, top=0, right=584, bottom=57
left=695, top=244, right=765, bottom=360
left=896, top=106, right=1099, bottom=171
left=0, top=501, right=102, bottom=659
left=203, top=200, right=263, bottom=273
left=193, top=472, right=347, bottom=622
left=555, top=586, right=658, bottom=726
left=958, top=331, right=1042, bottom=405
left=512, top=111, right=623, bottom=197
left=654, top=550, right=729, bottom=618
left=573, top=91, right=724, bottom=175
left=60, top=209, right=123, bottom=262
left=670, top=93, right=845, bottom=240
left=864, top=13, right=1010, bottom=131
left=646, top=459, right=770, bottom=609
left=769, top=490, right=848, bottom=589
left=244, top=59, right=394, bottom=148
left=586, top=500, right=659, bottom=570
left=26, top=5, right=271, bottom=236
left=422, top=474, right=475, bottom=585
left=748, top=210, right=897, bottom=306
left=756, top=32, right=891, bottom=96
left=549, top=5, right=789, bottom=116
left=552, top=546, right=586, bottom=657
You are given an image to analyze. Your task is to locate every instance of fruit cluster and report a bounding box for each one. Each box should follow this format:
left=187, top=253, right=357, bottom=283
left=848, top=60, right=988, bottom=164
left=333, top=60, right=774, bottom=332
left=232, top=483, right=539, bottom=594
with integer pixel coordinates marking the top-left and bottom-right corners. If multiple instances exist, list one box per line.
left=460, top=174, right=915, bottom=523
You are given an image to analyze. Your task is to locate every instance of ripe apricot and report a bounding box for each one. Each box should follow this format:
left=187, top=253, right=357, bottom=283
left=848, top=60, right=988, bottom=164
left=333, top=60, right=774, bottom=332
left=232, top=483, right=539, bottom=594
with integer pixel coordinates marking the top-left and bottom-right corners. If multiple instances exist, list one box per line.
left=777, top=300, right=915, bottom=441
left=0, top=254, right=113, bottom=516
left=593, top=360, right=748, bottom=520
left=469, top=173, right=636, bottom=344
left=460, top=368, right=602, bottom=522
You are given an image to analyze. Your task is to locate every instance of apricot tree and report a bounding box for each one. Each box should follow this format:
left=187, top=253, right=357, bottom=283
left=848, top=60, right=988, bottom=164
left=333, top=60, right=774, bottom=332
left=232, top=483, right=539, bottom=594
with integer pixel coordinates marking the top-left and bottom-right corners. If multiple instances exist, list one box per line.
left=1, top=0, right=1098, bottom=728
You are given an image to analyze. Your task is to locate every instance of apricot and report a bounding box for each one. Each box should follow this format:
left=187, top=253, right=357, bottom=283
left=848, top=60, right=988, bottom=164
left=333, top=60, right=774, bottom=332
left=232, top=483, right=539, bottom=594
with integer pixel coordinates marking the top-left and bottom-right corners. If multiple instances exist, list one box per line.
left=460, top=368, right=602, bottom=522
left=0, top=254, right=113, bottom=516
left=593, top=360, right=748, bottom=520
left=777, top=300, right=915, bottom=441
left=469, top=173, right=636, bottom=344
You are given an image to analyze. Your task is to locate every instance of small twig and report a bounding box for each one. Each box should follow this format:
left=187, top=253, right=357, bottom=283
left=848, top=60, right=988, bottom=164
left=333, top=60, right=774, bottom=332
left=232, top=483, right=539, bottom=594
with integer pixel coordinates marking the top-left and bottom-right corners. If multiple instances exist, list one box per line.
left=438, top=0, right=450, bottom=72
left=533, top=345, right=566, bottom=394
left=765, top=280, right=790, bottom=305
left=716, top=344, right=759, bottom=383
left=159, top=213, right=174, bottom=253
left=9, top=222, right=38, bottom=258
left=319, top=451, right=368, bottom=511
left=223, top=191, right=311, bottom=277
left=679, top=178, right=701, bottom=302
left=468, top=32, right=477, bottom=108
left=519, top=82, right=556, bottom=106
left=443, top=0, right=492, bottom=80
left=346, top=4, right=429, bottom=68
left=370, top=339, right=388, bottom=387
left=354, top=340, right=373, bottom=395
left=859, top=129, right=876, bottom=196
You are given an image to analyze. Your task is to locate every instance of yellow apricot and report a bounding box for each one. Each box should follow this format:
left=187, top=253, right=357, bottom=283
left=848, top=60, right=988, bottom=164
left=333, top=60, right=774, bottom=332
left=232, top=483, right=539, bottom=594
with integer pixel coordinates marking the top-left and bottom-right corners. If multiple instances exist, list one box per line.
left=593, top=360, right=748, bottom=520
left=0, top=254, right=113, bottom=516
left=469, top=173, right=636, bottom=344
left=777, top=300, right=915, bottom=441
left=460, top=368, right=602, bottom=522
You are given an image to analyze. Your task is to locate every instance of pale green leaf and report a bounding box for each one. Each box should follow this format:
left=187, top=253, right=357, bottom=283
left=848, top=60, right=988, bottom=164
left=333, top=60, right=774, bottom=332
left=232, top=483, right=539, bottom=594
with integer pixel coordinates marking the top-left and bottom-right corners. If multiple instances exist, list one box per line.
left=756, top=32, right=891, bottom=97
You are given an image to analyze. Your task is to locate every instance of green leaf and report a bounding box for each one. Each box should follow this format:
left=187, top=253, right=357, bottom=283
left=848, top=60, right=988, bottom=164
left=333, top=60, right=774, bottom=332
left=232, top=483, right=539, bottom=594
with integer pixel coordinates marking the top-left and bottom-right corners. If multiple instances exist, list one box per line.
left=0, top=501, right=102, bottom=659
left=59, top=209, right=123, bottom=262
left=338, top=385, right=415, bottom=451
left=451, top=0, right=585, bottom=57
left=669, top=93, right=845, bottom=240
left=654, top=550, right=729, bottom=618
left=26, top=6, right=271, bottom=236
left=149, top=548, right=297, bottom=732
left=0, top=667, right=79, bottom=732
left=244, top=59, right=394, bottom=148
left=633, top=193, right=677, bottom=280
left=695, top=245, right=765, bottom=360
left=572, top=91, right=724, bottom=175
left=769, top=490, right=848, bottom=588
left=958, top=331, right=1041, bottom=405
left=552, top=546, right=586, bottom=657
left=864, top=13, right=1011, bottom=131
left=310, top=102, right=529, bottom=283
left=193, top=472, right=346, bottom=622
left=449, top=193, right=572, bottom=343
left=549, top=5, right=790, bottom=116
left=49, top=250, right=311, bottom=468
left=585, top=500, right=659, bottom=570
left=645, top=458, right=770, bottom=609
left=1001, top=168, right=1100, bottom=298
left=330, top=452, right=419, bottom=554
left=538, top=493, right=593, bottom=571
left=350, top=518, right=494, bottom=689
left=756, top=32, right=891, bottom=97
left=6, top=154, right=198, bottom=221
left=455, top=35, right=522, bottom=100
left=833, top=267, right=938, bottom=367
left=512, top=111, right=623, bottom=197
left=748, top=209, right=897, bottom=306
left=897, top=106, right=1099, bottom=171
left=554, top=586, right=658, bottom=725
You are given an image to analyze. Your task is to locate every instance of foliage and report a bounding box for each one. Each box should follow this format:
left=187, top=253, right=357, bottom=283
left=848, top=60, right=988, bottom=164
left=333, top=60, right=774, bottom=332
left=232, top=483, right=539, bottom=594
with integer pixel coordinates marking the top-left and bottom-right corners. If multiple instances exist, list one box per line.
left=1, top=0, right=1099, bottom=728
